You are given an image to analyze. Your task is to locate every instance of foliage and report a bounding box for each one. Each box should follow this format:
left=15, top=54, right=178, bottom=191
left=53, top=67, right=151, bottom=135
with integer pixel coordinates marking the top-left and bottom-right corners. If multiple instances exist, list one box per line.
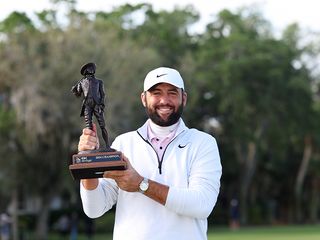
left=0, top=0, right=319, bottom=238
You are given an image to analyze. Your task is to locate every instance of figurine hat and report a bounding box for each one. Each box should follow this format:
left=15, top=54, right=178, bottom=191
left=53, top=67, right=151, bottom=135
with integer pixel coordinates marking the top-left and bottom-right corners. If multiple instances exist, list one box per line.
left=144, top=67, right=184, bottom=91
left=80, top=62, right=96, bottom=75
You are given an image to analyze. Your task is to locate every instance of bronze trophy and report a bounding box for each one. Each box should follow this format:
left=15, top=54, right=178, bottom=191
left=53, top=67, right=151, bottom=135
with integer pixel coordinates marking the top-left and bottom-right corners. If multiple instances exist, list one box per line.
left=69, top=62, right=126, bottom=180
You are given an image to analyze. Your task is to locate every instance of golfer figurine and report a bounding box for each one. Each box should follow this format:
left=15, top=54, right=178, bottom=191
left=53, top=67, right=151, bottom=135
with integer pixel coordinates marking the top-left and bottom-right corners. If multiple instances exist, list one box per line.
left=69, top=62, right=126, bottom=180
left=71, top=62, right=110, bottom=150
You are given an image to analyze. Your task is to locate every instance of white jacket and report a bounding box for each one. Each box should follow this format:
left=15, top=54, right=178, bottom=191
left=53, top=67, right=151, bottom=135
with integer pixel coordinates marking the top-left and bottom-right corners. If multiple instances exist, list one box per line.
left=80, top=119, right=222, bottom=240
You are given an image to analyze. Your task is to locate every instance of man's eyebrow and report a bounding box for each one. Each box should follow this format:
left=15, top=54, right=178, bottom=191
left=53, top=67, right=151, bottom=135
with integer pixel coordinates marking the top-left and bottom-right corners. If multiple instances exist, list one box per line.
left=148, top=86, right=179, bottom=92
left=148, top=88, right=161, bottom=92
left=168, top=88, right=179, bottom=91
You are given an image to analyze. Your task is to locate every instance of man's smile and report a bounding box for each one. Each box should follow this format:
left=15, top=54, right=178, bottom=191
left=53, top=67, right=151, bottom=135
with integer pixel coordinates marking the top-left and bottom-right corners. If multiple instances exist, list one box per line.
left=156, top=106, right=174, bottom=116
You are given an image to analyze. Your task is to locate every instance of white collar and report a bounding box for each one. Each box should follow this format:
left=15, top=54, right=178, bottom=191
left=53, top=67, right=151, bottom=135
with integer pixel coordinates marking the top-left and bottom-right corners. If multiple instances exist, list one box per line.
left=148, top=119, right=180, bottom=139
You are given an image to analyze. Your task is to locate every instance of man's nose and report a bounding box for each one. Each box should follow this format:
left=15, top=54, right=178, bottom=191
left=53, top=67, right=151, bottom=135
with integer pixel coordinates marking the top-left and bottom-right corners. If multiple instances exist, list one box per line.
left=159, top=94, right=170, bottom=104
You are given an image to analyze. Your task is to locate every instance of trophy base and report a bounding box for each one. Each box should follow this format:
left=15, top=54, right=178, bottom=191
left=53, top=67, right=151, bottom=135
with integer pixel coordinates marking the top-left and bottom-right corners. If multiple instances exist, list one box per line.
left=69, top=150, right=126, bottom=180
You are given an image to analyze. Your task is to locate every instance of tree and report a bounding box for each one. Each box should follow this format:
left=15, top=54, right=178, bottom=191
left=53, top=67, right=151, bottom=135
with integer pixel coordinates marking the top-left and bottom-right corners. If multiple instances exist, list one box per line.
left=192, top=9, right=317, bottom=224
left=0, top=11, right=35, bottom=33
left=0, top=3, right=161, bottom=238
left=131, top=4, right=199, bottom=67
left=0, top=2, right=319, bottom=234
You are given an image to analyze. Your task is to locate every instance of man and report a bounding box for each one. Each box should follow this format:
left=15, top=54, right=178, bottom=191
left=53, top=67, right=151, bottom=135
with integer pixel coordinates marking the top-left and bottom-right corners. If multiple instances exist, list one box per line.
left=79, top=67, right=222, bottom=240
left=0, top=213, right=11, bottom=240
left=71, top=62, right=110, bottom=148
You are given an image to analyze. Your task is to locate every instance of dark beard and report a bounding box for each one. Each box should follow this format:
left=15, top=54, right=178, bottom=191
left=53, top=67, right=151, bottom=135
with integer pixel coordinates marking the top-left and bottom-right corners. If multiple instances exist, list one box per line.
left=146, top=104, right=184, bottom=126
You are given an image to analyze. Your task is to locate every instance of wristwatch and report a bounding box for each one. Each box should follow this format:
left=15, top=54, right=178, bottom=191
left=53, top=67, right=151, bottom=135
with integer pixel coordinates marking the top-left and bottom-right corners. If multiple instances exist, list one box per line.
left=139, top=177, right=149, bottom=193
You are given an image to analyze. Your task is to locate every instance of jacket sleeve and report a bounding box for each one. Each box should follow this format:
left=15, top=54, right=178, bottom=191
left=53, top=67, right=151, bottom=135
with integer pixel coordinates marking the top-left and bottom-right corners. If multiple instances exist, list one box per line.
left=80, top=178, right=118, bottom=218
left=76, top=79, right=83, bottom=94
left=80, top=139, right=122, bottom=218
left=165, top=136, right=222, bottom=219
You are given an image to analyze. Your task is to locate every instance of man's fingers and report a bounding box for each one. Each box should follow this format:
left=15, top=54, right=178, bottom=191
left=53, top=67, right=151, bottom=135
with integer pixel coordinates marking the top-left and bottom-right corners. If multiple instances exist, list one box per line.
left=121, top=154, right=132, bottom=169
left=78, top=143, right=95, bottom=151
left=83, top=128, right=96, bottom=136
left=79, top=135, right=97, bottom=147
left=80, top=135, right=96, bottom=143
left=78, top=128, right=98, bottom=151
left=104, top=170, right=124, bottom=178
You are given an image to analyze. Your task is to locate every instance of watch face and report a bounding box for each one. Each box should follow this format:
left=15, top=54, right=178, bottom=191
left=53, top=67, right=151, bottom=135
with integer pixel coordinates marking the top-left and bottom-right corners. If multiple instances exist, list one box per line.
left=140, top=178, right=149, bottom=192
left=140, top=182, right=148, bottom=191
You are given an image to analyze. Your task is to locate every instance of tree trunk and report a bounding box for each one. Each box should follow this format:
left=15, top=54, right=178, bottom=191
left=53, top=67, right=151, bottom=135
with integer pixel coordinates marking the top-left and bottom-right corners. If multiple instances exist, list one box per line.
left=294, top=135, right=312, bottom=222
left=309, top=177, right=320, bottom=223
left=10, top=188, right=19, bottom=240
left=35, top=198, right=50, bottom=240
left=236, top=123, right=266, bottom=225
left=239, top=141, right=257, bottom=225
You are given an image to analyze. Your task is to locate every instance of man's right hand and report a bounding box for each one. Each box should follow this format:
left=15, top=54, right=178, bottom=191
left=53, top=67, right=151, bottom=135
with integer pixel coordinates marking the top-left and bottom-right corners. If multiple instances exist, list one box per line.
left=78, top=124, right=99, bottom=152
left=79, top=124, right=99, bottom=190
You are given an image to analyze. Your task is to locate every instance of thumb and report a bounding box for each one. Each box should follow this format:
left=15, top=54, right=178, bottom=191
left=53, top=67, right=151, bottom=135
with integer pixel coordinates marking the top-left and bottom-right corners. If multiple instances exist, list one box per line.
left=92, top=123, right=98, bottom=134
left=122, top=155, right=132, bottom=169
left=92, top=123, right=100, bottom=149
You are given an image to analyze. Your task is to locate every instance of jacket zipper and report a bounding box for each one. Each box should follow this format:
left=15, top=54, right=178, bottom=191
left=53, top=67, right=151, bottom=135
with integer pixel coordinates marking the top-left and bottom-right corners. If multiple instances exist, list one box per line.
left=137, top=131, right=184, bottom=174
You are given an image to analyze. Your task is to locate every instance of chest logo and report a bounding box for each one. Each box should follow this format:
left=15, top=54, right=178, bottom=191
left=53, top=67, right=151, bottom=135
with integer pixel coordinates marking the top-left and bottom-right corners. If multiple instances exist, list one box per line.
left=178, top=143, right=189, bottom=148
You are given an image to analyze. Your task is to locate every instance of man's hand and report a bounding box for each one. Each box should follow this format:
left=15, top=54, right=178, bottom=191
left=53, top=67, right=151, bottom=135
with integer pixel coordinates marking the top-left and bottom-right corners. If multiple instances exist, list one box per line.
left=79, top=124, right=100, bottom=190
left=104, top=155, right=169, bottom=205
left=103, top=155, right=143, bottom=192
left=78, top=124, right=99, bottom=152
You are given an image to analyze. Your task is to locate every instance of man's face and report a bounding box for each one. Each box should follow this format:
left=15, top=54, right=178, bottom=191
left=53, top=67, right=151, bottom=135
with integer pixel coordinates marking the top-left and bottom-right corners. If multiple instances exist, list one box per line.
left=141, top=83, right=187, bottom=126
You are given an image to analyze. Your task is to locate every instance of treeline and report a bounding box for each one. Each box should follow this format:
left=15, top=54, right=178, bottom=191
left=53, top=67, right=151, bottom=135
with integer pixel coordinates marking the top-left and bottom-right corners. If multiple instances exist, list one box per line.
left=0, top=1, right=319, bottom=239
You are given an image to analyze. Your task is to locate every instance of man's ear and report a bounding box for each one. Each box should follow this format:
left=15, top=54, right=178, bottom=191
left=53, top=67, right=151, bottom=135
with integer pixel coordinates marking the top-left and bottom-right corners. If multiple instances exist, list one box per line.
left=182, top=91, right=187, bottom=107
left=141, top=92, right=147, bottom=107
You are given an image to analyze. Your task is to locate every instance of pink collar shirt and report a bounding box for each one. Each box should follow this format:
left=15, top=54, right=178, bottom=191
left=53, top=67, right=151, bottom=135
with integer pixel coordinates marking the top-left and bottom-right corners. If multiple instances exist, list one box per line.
left=147, top=120, right=179, bottom=160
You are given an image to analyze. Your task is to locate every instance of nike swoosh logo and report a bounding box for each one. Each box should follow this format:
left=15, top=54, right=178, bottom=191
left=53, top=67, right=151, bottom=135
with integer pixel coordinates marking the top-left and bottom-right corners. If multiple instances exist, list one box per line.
left=156, top=73, right=167, bottom=78
left=178, top=144, right=188, bottom=148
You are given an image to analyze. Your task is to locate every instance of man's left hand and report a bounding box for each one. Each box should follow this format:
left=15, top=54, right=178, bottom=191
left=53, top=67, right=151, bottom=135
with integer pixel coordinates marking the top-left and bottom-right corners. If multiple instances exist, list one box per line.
left=103, top=155, right=143, bottom=192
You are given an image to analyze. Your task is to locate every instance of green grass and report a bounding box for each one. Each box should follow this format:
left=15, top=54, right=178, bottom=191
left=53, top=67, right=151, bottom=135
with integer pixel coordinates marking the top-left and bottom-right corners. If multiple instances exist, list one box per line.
left=208, top=225, right=320, bottom=240
left=43, top=225, right=320, bottom=239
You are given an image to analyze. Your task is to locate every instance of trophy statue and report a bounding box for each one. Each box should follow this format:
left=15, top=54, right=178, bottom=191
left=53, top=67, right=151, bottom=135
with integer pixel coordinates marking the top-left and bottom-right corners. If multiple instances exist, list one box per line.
left=69, top=62, right=126, bottom=180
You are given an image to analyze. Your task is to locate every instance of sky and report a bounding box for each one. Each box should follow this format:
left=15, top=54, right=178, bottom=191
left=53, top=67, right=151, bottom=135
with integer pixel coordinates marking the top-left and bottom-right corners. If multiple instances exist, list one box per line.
left=0, top=0, right=319, bottom=34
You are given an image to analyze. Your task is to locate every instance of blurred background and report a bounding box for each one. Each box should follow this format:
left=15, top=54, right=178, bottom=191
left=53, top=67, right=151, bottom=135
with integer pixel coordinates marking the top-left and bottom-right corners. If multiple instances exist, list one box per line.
left=0, top=0, right=319, bottom=239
